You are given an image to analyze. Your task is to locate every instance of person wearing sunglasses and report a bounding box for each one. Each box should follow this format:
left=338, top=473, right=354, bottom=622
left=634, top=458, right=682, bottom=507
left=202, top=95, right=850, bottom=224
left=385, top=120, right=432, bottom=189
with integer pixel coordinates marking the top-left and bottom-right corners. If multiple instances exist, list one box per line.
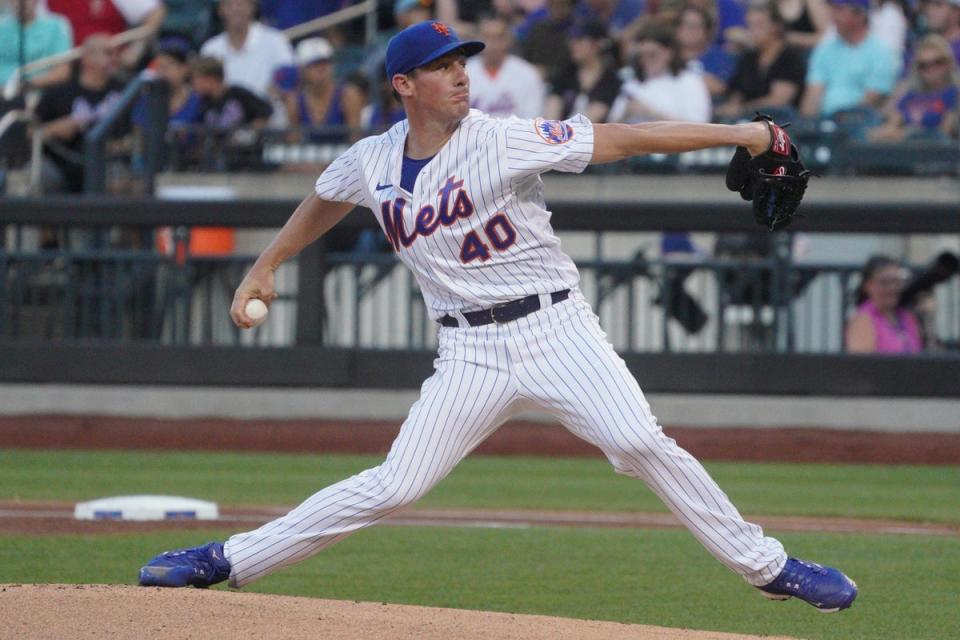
left=868, top=34, right=959, bottom=141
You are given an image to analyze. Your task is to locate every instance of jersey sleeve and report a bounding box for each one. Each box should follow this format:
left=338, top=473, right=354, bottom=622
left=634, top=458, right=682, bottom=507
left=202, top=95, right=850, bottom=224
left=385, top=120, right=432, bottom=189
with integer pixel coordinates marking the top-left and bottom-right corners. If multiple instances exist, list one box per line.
left=502, top=114, right=595, bottom=179
left=314, top=143, right=366, bottom=206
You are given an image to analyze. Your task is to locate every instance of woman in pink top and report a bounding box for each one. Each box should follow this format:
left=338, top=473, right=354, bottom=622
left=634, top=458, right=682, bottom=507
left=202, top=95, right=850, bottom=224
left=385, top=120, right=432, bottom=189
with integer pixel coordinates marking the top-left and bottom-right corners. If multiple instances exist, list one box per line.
left=846, top=255, right=923, bottom=354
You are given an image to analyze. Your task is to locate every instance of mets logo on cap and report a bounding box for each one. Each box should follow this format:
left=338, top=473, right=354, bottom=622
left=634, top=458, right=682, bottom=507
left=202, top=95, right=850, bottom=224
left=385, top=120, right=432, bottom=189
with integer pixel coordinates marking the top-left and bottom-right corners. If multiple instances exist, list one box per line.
left=385, top=20, right=485, bottom=79
left=534, top=118, right=574, bottom=145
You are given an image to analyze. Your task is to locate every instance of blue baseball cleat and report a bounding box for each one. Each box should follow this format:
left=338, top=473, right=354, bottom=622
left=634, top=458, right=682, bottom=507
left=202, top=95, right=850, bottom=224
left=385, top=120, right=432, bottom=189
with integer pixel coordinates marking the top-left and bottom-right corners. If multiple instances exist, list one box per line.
left=758, top=557, right=858, bottom=612
left=138, top=541, right=231, bottom=588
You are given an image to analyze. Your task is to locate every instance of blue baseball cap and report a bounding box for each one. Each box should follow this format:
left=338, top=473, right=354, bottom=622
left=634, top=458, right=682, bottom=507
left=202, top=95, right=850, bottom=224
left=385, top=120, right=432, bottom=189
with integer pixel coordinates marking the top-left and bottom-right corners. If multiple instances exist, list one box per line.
left=385, top=21, right=484, bottom=79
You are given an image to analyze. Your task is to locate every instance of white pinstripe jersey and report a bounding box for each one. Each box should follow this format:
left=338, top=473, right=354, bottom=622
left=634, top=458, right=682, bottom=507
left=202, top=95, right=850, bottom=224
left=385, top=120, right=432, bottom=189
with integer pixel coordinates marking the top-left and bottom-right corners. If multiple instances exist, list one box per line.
left=315, top=109, right=595, bottom=319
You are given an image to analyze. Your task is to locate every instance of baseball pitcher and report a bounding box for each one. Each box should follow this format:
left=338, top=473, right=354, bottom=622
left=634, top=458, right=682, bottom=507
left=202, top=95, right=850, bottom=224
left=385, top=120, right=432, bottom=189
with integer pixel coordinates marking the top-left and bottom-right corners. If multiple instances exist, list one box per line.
left=139, top=20, right=852, bottom=613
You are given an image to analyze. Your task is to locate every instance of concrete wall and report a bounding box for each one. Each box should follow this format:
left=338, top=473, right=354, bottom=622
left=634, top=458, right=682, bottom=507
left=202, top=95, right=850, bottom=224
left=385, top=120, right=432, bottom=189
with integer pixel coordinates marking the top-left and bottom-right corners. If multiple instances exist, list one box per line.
left=2, top=384, right=958, bottom=433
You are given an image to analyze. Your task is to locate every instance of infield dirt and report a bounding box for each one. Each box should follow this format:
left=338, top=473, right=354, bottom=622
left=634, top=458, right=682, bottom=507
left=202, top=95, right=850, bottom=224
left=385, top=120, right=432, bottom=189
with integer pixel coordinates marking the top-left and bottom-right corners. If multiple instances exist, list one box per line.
left=2, top=415, right=958, bottom=463
left=0, top=584, right=799, bottom=640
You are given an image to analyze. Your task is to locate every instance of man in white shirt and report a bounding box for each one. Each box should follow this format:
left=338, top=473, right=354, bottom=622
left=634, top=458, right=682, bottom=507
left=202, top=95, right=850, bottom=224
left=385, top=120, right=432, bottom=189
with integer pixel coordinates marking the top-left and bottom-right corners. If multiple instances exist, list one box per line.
left=200, top=0, right=294, bottom=99
left=466, top=14, right=546, bottom=118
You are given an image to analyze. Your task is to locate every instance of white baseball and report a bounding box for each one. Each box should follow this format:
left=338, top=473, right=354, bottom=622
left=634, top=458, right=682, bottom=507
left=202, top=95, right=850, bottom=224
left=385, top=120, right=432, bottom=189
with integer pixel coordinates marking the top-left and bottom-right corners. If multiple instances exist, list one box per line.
left=245, top=298, right=269, bottom=321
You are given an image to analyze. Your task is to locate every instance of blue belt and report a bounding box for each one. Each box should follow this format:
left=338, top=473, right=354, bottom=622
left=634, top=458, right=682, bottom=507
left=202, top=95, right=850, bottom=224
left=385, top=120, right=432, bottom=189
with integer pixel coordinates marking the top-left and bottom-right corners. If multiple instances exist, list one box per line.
left=439, top=290, right=570, bottom=328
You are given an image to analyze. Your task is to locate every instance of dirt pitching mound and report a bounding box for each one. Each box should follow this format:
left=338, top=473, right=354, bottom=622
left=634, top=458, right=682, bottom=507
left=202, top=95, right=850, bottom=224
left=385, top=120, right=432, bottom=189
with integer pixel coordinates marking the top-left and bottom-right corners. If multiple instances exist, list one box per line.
left=0, top=584, right=796, bottom=640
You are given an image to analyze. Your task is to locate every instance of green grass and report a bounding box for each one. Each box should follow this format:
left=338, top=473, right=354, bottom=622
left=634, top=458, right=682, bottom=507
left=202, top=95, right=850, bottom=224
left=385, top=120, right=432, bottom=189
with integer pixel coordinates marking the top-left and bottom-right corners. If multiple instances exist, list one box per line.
left=0, top=527, right=957, bottom=640
left=1, top=449, right=957, bottom=523
left=1, top=449, right=958, bottom=638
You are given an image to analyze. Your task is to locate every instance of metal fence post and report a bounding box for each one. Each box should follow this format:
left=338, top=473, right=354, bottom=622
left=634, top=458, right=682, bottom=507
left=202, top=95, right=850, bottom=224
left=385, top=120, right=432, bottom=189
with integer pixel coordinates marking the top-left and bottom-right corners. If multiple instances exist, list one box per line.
left=772, top=233, right=793, bottom=352
left=296, top=240, right=326, bottom=344
left=83, top=130, right=107, bottom=195
left=141, top=78, right=170, bottom=195
left=83, top=79, right=137, bottom=193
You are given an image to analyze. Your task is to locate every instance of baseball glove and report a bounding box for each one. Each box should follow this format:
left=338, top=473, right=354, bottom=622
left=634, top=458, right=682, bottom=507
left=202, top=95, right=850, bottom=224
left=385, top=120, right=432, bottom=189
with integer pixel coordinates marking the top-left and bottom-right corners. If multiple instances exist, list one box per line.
left=725, top=114, right=811, bottom=231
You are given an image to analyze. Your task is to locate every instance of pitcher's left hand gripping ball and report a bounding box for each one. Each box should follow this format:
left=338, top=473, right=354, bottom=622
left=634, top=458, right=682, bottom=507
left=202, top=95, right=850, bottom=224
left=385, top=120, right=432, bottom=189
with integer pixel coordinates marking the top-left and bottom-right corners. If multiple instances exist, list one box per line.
left=726, top=114, right=811, bottom=231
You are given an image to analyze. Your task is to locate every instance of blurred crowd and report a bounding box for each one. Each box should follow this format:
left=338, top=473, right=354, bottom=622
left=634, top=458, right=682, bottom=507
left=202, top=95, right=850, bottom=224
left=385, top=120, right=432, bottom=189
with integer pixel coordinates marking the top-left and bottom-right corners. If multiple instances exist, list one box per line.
left=0, top=0, right=956, bottom=353
left=1, top=0, right=960, bottom=193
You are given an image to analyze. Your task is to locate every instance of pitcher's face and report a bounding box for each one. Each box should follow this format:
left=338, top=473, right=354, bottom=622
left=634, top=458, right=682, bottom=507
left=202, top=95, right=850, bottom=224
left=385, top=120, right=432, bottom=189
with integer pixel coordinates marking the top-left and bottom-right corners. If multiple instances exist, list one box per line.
left=396, top=52, right=471, bottom=122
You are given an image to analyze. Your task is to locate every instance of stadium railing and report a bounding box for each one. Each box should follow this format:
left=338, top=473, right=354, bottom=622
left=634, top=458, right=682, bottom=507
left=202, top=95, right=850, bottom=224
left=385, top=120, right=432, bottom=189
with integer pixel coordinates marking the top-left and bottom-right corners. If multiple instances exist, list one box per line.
left=84, top=74, right=169, bottom=195
left=141, top=116, right=960, bottom=179
left=1, top=196, right=958, bottom=397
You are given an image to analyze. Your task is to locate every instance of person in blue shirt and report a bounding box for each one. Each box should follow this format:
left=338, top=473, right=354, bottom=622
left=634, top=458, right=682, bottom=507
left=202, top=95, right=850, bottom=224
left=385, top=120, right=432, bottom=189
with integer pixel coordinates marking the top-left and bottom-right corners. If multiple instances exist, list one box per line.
left=869, top=34, right=959, bottom=141
left=365, top=76, right=407, bottom=132
left=279, top=37, right=367, bottom=142
left=0, top=0, right=73, bottom=92
left=134, top=37, right=203, bottom=129
left=674, top=4, right=735, bottom=99
left=130, top=37, right=203, bottom=168
left=800, top=0, right=899, bottom=118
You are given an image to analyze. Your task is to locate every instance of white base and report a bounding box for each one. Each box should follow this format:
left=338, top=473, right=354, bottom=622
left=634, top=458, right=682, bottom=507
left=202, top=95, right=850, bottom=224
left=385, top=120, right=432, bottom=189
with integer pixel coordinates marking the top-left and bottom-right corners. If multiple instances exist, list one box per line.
left=74, top=495, right=219, bottom=521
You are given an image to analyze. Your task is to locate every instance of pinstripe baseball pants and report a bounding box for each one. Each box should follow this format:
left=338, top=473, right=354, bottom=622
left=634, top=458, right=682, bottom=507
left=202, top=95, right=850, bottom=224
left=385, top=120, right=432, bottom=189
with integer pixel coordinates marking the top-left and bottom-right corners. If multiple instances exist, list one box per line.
left=224, top=290, right=786, bottom=588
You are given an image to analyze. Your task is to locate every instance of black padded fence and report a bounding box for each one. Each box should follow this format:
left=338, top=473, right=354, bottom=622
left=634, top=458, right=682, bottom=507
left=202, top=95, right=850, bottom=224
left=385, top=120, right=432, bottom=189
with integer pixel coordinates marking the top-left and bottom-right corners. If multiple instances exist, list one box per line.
left=1, top=196, right=958, bottom=396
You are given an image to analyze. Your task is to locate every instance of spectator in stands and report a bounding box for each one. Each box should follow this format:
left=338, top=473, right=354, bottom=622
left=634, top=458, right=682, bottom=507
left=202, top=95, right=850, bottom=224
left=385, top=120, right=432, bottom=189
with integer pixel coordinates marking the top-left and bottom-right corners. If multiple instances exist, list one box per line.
left=47, top=0, right=166, bottom=70
left=515, top=0, right=554, bottom=40
left=135, top=36, right=200, bottom=127
left=437, top=0, right=533, bottom=37
left=34, top=35, right=127, bottom=193
left=467, top=14, right=546, bottom=117
left=365, top=77, right=406, bottom=131
left=545, top=20, right=622, bottom=121
left=869, top=34, right=959, bottom=140
left=610, top=23, right=711, bottom=122
left=192, top=55, right=272, bottom=131
left=281, top=37, right=365, bottom=140
left=130, top=36, right=201, bottom=167
left=517, top=0, right=551, bottom=26
left=800, top=0, right=899, bottom=119
left=919, top=0, right=960, bottom=65
left=870, top=0, right=909, bottom=55
left=395, top=0, right=436, bottom=29
left=367, top=1, right=434, bottom=85
left=775, top=0, right=829, bottom=48
left=159, top=0, right=217, bottom=49
left=362, top=0, right=434, bottom=129
left=200, top=0, right=294, bottom=99
left=436, top=0, right=490, bottom=37
left=715, top=0, right=807, bottom=118
left=846, top=254, right=922, bottom=354
left=674, top=4, right=735, bottom=98
left=522, top=0, right=576, bottom=81
left=625, top=0, right=743, bottom=57
left=0, top=0, right=73, bottom=93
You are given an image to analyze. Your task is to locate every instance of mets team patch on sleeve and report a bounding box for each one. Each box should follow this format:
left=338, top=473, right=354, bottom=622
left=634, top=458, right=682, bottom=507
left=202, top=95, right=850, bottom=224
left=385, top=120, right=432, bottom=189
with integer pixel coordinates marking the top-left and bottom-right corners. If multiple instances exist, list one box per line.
left=534, top=118, right=574, bottom=144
